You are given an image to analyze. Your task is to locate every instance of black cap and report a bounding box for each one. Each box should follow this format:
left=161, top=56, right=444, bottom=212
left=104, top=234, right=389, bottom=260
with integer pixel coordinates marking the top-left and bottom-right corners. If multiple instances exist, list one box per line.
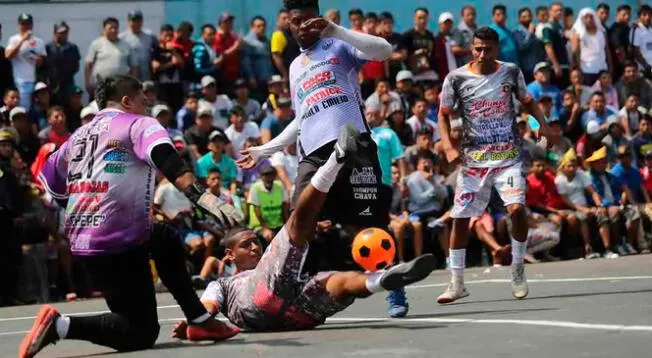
left=259, top=161, right=276, bottom=175
left=71, top=86, right=83, bottom=95
left=18, top=13, right=33, bottom=24
left=233, top=78, right=247, bottom=88
left=277, top=96, right=292, bottom=107
left=128, top=10, right=144, bottom=20
left=54, top=21, right=69, bottom=33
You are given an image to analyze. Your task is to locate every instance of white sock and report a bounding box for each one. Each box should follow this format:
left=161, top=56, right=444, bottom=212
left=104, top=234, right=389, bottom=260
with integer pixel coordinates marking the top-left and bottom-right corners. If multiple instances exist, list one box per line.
left=364, top=271, right=385, bottom=293
left=449, top=249, right=466, bottom=281
left=55, top=316, right=70, bottom=339
left=191, top=312, right=211, bottom=324
left=310, top=152, right=344, bottom=193
left=511, top=237, right=527, bottom=264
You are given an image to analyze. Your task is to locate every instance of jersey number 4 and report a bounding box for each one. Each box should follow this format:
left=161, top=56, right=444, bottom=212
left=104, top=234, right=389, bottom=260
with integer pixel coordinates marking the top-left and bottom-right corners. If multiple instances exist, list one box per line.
left=68, top=134, right=99, bottom=181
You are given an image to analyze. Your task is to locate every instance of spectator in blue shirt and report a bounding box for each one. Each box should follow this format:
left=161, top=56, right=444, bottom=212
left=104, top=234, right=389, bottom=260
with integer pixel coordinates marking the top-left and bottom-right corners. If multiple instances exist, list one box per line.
left=191, top=24, right=221, bottom=85
left=527, top=62, right=561, bottom=118
left=489, top=5, right=519, bottom=65
left=176, top=92, right=198, bottom=131
left=260, top=96, right=293, bottom=144
left=512, top=8, right=546, bottom=82
left=581, top=91, right=617, bottom=131
left=242, top=16, right=274, bottom=92
left=611, top=145, right=651, bottom=204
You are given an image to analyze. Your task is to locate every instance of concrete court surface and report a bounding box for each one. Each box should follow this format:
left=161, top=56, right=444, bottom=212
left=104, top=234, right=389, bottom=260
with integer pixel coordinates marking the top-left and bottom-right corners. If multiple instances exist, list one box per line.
left=1, top=255, right=651, bottom=358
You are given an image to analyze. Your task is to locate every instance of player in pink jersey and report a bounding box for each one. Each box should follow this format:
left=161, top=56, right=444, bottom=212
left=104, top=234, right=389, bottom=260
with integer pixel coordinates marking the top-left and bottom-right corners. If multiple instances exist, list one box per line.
left=20, top=75, right=243, bottom=358
left=437, top=27, right=548, bottom=303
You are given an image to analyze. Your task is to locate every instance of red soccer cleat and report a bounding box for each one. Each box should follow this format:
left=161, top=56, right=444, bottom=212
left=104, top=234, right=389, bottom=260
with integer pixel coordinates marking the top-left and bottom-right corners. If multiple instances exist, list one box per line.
left=186, top=318, right=240, bottom=342
left=18, top=305, right=60, bottom=358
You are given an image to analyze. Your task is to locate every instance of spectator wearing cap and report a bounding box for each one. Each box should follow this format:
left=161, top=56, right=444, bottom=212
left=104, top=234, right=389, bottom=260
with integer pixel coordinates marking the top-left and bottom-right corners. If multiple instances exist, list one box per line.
left=198, top=75, right=233, bottom=129
left=542, top=3, right=571, bottom=90
left=377, top=12, right=407, bottom=85
left=195, top=129, right=238, bottom=192
left=171, top=22, right=194, bottom=60
left=224, top=106, right=261, bottom=159
left=45, top=22, right=80, bottom=106
left=527, top=62, right=562, bottom=118
left=512, top=7, right=546, bottom=83
left=326, top=9, right=341, bottom=25
left=9, top=107, right=39, bottom=165
left=437, top=12, right=464, bottom=76
left=619, top=93, right=645, bottom=138
left=119, top=10, right=157, bottom=81
left=408, top=98, right=439, bottom=143
left=247, top=162, right=289, bottom=243
left=141, top=80, right=160, bottom=115
left=242, top=16, right=274, bottom=93
left=184, top=101, right=226, bottom=159
left=233, top=79, right=263, bottom=123
left=536, top=95, right=557, bottom=125
left=260, top=96, right=292, bottom=144
left=365, top=79, right=401, bottom=120
left=5, top=14, right=46, bottom=109
left=1, top=88, right=20, bottom=126
left=396, top=71, right=417, bottom=115
left=489, top=5, right=519, bottom=65
left=85, top=17, right=138, bottom=97
left=191, top=24, right=221, bottom=84
left=405, top=126, right=436, bottom=173
left=152, top=103, right=182, bottom=139
left=602, top=115, right=635, bottom=167
left=581, top=91, right=618, bottom=131
left=576, top=120, right=605, bottom=164
left=590, top=71, right=618, bottom=111
left=28, top=82, right=50, bottom=129
left=37, top=106, right=70, bottom=147
left=79, top=105, right=97, bottom=126
left=633, top=116, right=652, bottom=164
left=176, top=92, right=198, bottom=131
left=152, top=24, right=184, bottom=113
left=0, top=23, right=16, bottom=101
left=270, top=9, right=298, bottom=79
left=608, top=5, right=632, bottom=81
left=214, top=12, right=242, bottom=86
left=631, top=5, right=652, bottom=78
left=262, top=75, right=287, bottom=115
left=616, top=61, right=652, bottom=109
left=403, top=8, right=439, bottom=82
left=387, top=105, right=414, bottom=147
left=545, top=118, right=573, bottom=168
left=570, top=8, right=611, bottom=86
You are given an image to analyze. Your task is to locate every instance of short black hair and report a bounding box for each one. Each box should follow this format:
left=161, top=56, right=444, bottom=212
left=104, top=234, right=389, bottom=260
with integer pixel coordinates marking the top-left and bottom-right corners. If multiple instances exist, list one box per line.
left=185, top=91, right=198, bottom=101
left=519, top=7, right=532, bottom=17
left=617, top=5, right=631, bottom=13
left=379, top=11, right=394, bottom=22
left=207, top=167, right=222, bottom=176
left=95, top=75, right=142, bottom=110
left=597, top=3, right=610, bottom=11
left=492, top=4, right=507, bottom=15
left=176, top=21, right=193, bottom=35
left=561, top=89, right=576, bottom=98
left=623, top=60, right=638, bottom=70
left=598, top=70, right=611, bottom=78
left=473, top=26, right=499, bottom=44
left=278, top=8, right=288, bottom=15
left=365, top=12, right=378, bottom=21
left=160, top=24, right=174, bottom=33
left=640, top=5, right=652, bottom=16
left=591, top=91, right=606, bottom=99
left=534, top=6, right=547, bottom=15
left=416, top=151, right=435, bottom=164
left=221, top=227, right=254, bottom=249
left=415, top=7, right=429, bottom=15
left=531, top=152, right=547, bottom=163
left=3, top=87, right=18, bottom=97
left=461, top=5, right=475, bottom=16
left=349, top=8, right=363, bottom=17
left=284, top=0, right=319, bottom=12
left=201, top=23, right=216, bottom=33
left=103, top=17, right=119, bottom=28
left=251, top=15, right=266, bottom=25
left=565, top=7, right=574, bottom=17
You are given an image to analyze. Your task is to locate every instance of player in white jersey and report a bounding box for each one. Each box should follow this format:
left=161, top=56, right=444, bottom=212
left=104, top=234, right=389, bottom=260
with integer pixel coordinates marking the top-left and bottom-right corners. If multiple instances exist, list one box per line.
left=437, top=27, right=548, bottom=303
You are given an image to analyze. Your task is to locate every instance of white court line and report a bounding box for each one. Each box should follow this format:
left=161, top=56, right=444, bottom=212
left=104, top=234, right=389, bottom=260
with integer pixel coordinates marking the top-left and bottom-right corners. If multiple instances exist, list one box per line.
left=1, top=275, right=651, bottom=324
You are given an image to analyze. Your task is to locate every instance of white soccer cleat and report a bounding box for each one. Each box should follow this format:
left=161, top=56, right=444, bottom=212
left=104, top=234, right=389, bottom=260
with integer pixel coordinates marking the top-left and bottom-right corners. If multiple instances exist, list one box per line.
left=510, top=263, right=529, bottom=299
left=436, top=278, right=469, bottom=304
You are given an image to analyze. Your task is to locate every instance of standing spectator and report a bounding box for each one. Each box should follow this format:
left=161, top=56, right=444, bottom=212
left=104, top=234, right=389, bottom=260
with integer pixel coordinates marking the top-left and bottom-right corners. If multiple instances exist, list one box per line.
left=527, top=62, right=562, bottom=118
left=365, top=79, right=401, bottom=120
left=184, top=102, right=225, bottom=159
left=543, top=2, right=571, bottom=89
left=591, top=71, right=619, bottom=111
left=270, top=9, right=298, bottom=79
left=568, top=68, right=593, bottom=107
left=119, top=10, right=156, bottom=82
left=198, top=75, right=233, bottom=129
left=596, top=3, right=611, bottom=28
left=192, top=24, right=221, bottom=83
left=619, top=94, right=645, bottom=138
left=366, top=105, right=407, bottom=188
left=378, top=12, right=407, bottom=85
left=45, top=22, right=80, bottom=106
left=214, top=12, right=242, bottom=87
left=408, top=98, right=439, bottom=143
left=349, top=9, right=364, bottom=32
left=608, top=5, right=632, bottom=81
left=29, top=82, right=50, bottom=129
left=616, top=61, right=652, bottom=109
left=37, top=106, right=69, bottom=147
left=224, top=106, right=261, bottom=159
left=5, top=14, right=46, bottom=109
left=405, top=152, right=449, bottom=234
left=513, top=7, right=546, bottom=82
left=9, top=107, right=39, bottom=165
left=631, top=5, right=652, bottom=77
left=242, top=16, right=273, bottom=93
left=85, top=17, right=137, bottom=97
left=176, top=92, right=198, bottom=132
left=232, top=79, right=263, bottom=123
left=403, top=8, right=439, bottom=82
left=571, top=8, right=611, bottom=86
left=195, top=130, right=238, bottom=191
left=326, top=9, right=341, bottom=25
left=270, top=143, right=298, bottom=194
left=152, top=24, right=184, bottom=113
left=633, top=116, right=652, bottom=163
left=454, top=6, right=476, bottom=67
left=260, top=96, right=292, bottom=144
left=363, top=12, right=378, bottom=34
left=581, top=91, right=618, bottom=130
left=437, top=13, right=462, bottom=76
left=170, top=21, right=195, bottom=85
left=534, top=6, right=550, bottom=40
left=247, top=163, right=289, bottom=243
left=63, top=86, right=83, bottom=131
left=489, top=4, right=519, bottom=65
left=359, top=15, right=387, bottom=98
left=0, top=24, right=15, bottom=101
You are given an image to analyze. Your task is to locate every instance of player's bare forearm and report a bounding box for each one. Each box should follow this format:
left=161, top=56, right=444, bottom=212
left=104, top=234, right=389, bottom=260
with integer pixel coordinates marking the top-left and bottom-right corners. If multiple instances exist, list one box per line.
left=397, top=158, right=408, bottom=179
left=438, top=111, right=453, bottom=150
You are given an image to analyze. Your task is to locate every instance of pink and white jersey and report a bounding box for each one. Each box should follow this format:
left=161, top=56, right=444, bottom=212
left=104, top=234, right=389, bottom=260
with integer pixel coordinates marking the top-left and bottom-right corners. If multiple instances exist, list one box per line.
left=440, top=61, right=532, bottom=168
left=289, top=38, right=367, bottom=156
left=39, top=109, right=172, bottom=256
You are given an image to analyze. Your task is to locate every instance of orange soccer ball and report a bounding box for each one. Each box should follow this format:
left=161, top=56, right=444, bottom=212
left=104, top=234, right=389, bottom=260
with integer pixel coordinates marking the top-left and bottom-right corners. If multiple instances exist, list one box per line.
left=352, top=228, right=396, bottom=272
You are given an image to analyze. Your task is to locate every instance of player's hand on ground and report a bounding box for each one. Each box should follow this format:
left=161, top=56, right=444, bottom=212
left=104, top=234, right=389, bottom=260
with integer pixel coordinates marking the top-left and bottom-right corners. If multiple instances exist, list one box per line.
left=300, top=17, right=332, bottom=38
left=196, top=192, right=244, bottom=228
left=172, top=320, right=188, bottom=340
left=444, top=147, right=461, bottom=164
left=236, top=146, right=265, bottom=169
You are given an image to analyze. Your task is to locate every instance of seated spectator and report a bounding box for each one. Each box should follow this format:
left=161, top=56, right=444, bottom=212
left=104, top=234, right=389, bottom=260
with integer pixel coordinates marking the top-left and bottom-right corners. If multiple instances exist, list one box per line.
left=224, top=106, right=261, bottom=160
left=576, top=120, right=605, bottom=163
left=270, top=143, right=298, bottom=194
left=632, top=116, right=652, bottom=163
left=408, top=98, right=439, bottom=143
left=619, top=93, right=645, bottom=138
left=232, top=79, right=263, bottom=123
left=198, top=75, right=233, bottom=129
left=29, top=82, right=50, bottom=129
left=611, top=145, right=651, bottom=205
left=1, top=88, right=20, bottom=126
left=195, top=130, right=238, bottom=192
left=602, top=115, right=635, bottom=167
left=537, top=95, right=558, bottom=123
left=423, top=83, right=440, bottom=124
left=581, top=91, right=618, bottom=131
left=153, top=176, right=192, bottom=224
left=616, top=61, right=652, bottom=108
left=261, top=75, right=287, bottom=115
left=434, top=118, right=462, bottom=177
left=152, top=104, right=183, bottom=139
left=396, top=71, right=418, bottom=115
left=406, top=152, right=448, bottom=221
left=405, top=127, right=435, bottom=172
left=184, top=102, right=226, bottom=159
left=9, top=107, right=39, bottom=165
left=527, top=62, right=561, bottom=117
left=586, top=147, right=640, bottom=257
left=567, top=68, right=593, bottom=107
left=387, top=105, right=414, bottom=147
left=37, top=106, right=70, bottom=147
left=246, top=162, right=289, bottom=243
left=365, top=79, right=402, bottom=120
left=590, top=71, right=618, bottom=111
left=260, top=96, right=293, bottom=144
left=555, top=149, right=607, bottom=258
left=389, top=163, right=423, bottom=263
left=525, top=213, right=561, bottom=261
left=640, top=150, right=652, bottom=201
left=517, top=115, right=546, bottom=165
left=545, top=118, right=572, bottom=168
left=79, top=105, right=97, bottom=126
left=176, top=92, right=198, bottom=132
left=559, top=89, right=584, bottom=142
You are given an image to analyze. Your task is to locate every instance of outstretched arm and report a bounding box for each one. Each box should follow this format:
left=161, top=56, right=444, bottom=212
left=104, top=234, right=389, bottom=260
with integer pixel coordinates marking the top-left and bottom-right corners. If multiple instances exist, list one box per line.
left=322, top=22, right=392, bottom=61
left=236, top=119, right=299, bottom=169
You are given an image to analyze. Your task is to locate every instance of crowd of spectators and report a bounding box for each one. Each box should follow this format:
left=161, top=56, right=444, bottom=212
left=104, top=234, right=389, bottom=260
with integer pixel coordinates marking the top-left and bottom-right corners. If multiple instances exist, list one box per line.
left=2, top=2, right=652, bottom=307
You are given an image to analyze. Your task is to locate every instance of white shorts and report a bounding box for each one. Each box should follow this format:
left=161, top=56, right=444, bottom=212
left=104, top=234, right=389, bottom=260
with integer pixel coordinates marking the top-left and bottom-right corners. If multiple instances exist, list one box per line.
left=451, top=162, right=526, bottom=219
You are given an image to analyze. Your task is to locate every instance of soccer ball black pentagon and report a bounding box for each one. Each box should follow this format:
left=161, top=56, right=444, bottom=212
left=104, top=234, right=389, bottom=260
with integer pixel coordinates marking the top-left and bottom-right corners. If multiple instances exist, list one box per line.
left=352, top=228, right=396, bottom=272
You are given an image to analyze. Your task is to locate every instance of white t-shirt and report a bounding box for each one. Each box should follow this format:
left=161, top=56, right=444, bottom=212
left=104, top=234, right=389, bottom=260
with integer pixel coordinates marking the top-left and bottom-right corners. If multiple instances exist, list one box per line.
left=407, top=115, right=440, bottom=142
left=225, top=122, right=261, bottom=159
left=555, top=170, right=592, bottom=207
left=199, top=96, right=233, bottom=130
left=6, top=34, right=46, bottom=82
left=270, top=151, right=298, bottom=183
left=153, top=181, right=192, bottom=219
left=619, top=107, right=640, bottom=134
left=632, top=24, right=652, bottom=70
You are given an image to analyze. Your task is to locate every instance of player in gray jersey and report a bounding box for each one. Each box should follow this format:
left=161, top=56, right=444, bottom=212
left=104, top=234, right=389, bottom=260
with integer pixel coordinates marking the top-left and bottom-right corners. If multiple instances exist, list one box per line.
left=437, top=27, right=548, bottom=303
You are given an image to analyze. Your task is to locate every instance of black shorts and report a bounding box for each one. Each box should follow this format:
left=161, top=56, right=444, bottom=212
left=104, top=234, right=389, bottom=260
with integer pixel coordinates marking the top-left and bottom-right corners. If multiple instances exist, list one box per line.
left=293, top=133, right=390, bottom=229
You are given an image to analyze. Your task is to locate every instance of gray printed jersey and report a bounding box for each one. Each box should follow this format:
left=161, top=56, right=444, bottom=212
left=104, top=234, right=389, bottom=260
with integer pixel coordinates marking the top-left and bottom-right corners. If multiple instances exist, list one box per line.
left=440, top=61, right=532, bottom=168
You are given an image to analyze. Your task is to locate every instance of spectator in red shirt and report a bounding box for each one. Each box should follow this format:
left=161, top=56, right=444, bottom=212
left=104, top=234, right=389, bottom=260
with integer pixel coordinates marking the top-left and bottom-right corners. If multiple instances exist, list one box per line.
left=641, top=150, right=652, bottom=197
left=214, top=12, right=242, bottom=87
left=37, top=105, right=70, bottom=147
